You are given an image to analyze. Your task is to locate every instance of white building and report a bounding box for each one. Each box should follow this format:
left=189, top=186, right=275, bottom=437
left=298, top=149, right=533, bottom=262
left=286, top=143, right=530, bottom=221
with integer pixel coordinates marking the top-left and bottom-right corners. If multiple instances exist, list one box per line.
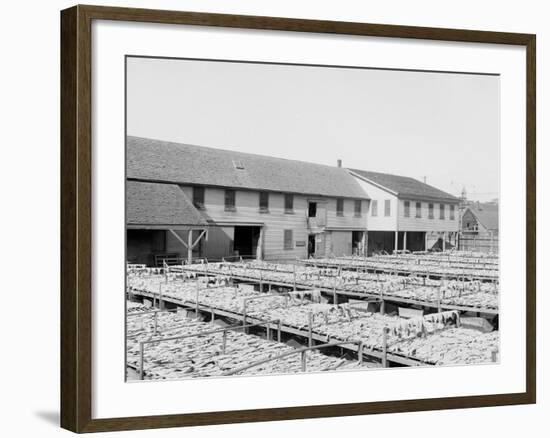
left=348, top=169, right=460, bottom=254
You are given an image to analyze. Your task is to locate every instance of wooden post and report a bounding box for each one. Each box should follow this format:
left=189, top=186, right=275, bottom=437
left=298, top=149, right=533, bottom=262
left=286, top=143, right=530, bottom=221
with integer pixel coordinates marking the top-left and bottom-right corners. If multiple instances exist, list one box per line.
left=357, top=341, right=364, bottom=365
left=403, top=231, right=407, bottom=252
left=259, top=269, right=263, bottom=293
left=293, top=264, right=297, bottom=291
left=257, top=226, right=264, bottom=260
left=187, top=229, right=193, bottom=264
left=301, top=350, right=307, bottom=372
left=363, top=231, right=368, bottom=257
left=222, top=330, right=227, bottom=354
left=424, top=232, right=428, bottom=251
left=158, top=284, right=163, bottom=310
left=195, top=282, right=200, bottom=319
left=308, top=311, right=313, bottom=347
left=153, top=311, right=158, bottom=336
left=139, top=342, right=145, bottom=380
left=277, top=320, right=282, bottom=342
left=382, top=328, right=388, bottom=368
left=394, top=230, right=398, bottom=253
left=442, top=232, right=446, bottom=252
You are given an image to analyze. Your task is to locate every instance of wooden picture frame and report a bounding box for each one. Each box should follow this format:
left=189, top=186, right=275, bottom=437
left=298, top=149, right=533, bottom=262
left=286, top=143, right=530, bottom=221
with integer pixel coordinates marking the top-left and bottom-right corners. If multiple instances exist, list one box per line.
left=60, top=4, right=536, bottom=433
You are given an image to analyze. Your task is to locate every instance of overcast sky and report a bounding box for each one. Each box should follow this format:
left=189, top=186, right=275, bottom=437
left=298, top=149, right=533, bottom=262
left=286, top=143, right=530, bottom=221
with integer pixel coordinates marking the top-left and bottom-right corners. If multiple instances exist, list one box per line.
left=127, top=57, right=500, bottom=202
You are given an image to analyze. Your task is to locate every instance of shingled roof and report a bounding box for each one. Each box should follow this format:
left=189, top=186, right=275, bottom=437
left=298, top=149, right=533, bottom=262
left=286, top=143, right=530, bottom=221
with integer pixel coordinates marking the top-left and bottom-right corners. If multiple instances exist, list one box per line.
left=465, top=203, right=499, bottom=231
left=126, top=180, right=208, bottom=226
left=127, top=136, right=369, bottom=199
left=348, top=169, right=458, bottom=203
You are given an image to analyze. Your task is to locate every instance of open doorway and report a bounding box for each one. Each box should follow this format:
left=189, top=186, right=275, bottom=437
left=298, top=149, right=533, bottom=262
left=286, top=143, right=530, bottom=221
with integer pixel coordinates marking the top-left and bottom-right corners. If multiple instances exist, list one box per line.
left=352, top=231, right=364, bottom=255
left=308, top=202, right=317, bottom=218
left=308, top=234, right=316, bottom=258
left=233, top=226, right=261, bottom=259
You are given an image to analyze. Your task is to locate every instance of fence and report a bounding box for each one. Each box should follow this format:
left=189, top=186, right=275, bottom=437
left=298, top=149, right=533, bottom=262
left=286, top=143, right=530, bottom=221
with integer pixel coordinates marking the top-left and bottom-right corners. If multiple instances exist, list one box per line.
left=458, top=235, right=499, bottom=253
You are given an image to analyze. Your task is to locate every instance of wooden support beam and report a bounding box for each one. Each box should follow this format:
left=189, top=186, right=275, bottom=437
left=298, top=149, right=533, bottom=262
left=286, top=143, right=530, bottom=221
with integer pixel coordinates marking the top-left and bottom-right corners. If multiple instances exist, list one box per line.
left=187, top=230, right=193, bottom=264
left=168, top=229, right=189, bottom=249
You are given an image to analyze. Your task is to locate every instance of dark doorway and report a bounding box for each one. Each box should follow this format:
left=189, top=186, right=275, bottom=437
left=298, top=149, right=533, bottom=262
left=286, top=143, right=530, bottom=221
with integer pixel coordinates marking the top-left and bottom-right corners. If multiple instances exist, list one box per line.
left=367, top=231, right=396, bottom=255
left=126, top=229, right=166, bottom=265
left=308, top=202, right=317, bottom=218
left=352, top=231, right=364, bottom=255
left=308, top=235, right=316, bottom=258
left=233, top=226, right=261, bottom=259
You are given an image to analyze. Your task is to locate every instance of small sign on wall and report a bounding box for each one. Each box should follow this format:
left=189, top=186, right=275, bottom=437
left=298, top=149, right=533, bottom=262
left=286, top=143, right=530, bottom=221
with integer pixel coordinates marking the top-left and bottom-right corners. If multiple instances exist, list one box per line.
left=295, top=241, right=306, bottom=247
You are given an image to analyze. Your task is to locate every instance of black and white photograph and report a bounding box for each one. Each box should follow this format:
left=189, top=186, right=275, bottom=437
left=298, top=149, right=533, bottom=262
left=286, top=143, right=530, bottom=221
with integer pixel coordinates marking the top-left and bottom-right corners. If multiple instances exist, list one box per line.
left=125, top=56, right=500, bottom=381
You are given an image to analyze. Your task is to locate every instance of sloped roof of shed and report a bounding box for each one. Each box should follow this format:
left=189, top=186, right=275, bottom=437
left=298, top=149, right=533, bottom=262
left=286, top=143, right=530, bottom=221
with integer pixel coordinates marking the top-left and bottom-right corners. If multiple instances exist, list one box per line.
left=348, top=169, right=459, bottom=203
left=466, top=203, right=499, bottom=231
left=127, top=136, right=369, bottom=199
left=126, top=180, right=208, bottom=226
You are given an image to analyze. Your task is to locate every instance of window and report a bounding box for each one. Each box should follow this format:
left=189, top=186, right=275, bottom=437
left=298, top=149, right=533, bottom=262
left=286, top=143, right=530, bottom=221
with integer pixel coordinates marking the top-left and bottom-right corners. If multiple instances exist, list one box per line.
left=283, top=230, right=293, bottom=250
left=259, top=192, right=269, bottom=212
left=284, top=194, right=294, bottom=213
left=308, top=202, right=317, bottom=218
left=415, top=202, right=422, bottom=218
left=193, top=186, right=205, bottom=209
left=428, top=203, right=434, bottom=219
left=232, top=159, right=245, bottom=170
left=404, top=201, right=410, bottom=217
left=371, top=200, right=378, bottom=217
left=384, top=200, right=391, bottom=217
left=336, top=198, right=344, bottom=216
left=439, top=203, right=445, bottom=219
left=354, top=200, right=362, bottom=217
left=450, top=204, right=455, bottom=220
left=224, top=189, right=236, bottom=211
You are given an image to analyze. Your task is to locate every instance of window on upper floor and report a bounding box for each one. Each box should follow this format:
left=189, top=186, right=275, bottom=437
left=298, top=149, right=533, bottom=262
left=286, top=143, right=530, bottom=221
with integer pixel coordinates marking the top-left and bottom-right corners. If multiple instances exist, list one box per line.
left=404, top=201, right=410, bottom=218
left=384, top=200, right=391, bottom=217
left=439, top=203, right=445, bottom=219
left=259, top=191, right=269, bottom=213
left=283, top=229, right=293, bottom=250
left=450, top=204, right=455, bottom=220
left=336, top=198, right=344, bottom=216
left=224, top=189, right=236, bottom=211
left=416, top=202, right=422, bottom=218
left=428, top=203, right=434, bottom=219
left=193, top=186, right=205, bottom=209
left=284, top=194, right=294, bottom=213
left=371, top=200, right=378, bottom=217
left=354, top=200, right=362, bottom=217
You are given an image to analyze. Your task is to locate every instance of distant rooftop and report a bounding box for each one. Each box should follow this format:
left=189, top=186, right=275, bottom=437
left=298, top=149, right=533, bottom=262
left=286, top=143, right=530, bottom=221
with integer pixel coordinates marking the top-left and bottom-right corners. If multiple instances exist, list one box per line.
left=348, top=169, right=459, bottom=203
left=465, top=202, right=499, bottom=231
left=127, top=136, right=369, bottom=200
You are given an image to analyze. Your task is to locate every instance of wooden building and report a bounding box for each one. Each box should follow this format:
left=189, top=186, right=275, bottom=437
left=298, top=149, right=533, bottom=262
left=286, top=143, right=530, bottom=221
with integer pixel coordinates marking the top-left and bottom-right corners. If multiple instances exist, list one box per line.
left=460, top=202, right=499, bottom=252
left=462, top=202, right=499, bottom=237
left=126, top=137, right=370, bottom=263
left=348, top=169, right=460, bottom=254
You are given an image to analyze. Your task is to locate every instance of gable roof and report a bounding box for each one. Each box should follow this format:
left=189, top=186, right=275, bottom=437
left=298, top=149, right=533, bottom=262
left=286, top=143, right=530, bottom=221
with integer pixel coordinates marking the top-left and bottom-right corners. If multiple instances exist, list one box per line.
left=465, top=203, right=499, bottom=231
left=127, top=136, right=369, bottom=200
left=126, top=180, right=208, bottom=227
left=348, top=169, right=459, bottom=203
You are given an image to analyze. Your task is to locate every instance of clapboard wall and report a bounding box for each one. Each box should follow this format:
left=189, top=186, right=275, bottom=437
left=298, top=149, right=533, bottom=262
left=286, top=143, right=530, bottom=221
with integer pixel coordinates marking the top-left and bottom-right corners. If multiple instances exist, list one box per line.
left=398, top=199, right=459, bottom=232
left=180, top=186, right=368, bottom=260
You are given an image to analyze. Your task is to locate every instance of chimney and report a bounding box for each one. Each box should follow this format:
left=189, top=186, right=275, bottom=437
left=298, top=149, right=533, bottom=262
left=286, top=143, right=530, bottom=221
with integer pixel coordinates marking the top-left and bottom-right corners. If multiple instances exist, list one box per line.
left=337, top=159, right=342, bottom=168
